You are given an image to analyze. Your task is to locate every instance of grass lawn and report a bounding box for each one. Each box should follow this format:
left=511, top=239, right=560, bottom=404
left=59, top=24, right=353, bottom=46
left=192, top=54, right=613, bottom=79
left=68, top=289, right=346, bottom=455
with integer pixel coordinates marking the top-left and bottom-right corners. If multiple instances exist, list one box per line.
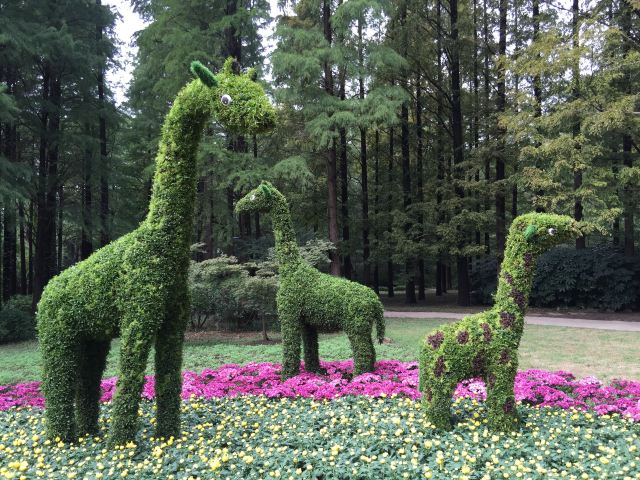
left=1, top=317, right=638, bottom=384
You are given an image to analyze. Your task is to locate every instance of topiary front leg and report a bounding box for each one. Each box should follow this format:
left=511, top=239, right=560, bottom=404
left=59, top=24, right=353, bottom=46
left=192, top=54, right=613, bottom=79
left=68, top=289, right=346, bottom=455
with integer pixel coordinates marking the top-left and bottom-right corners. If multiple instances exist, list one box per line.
left=155, top=286, right=188, bottom=439
left=485, top=358, right=520, bottom=432
left=280, top=309, right=302, bottom=380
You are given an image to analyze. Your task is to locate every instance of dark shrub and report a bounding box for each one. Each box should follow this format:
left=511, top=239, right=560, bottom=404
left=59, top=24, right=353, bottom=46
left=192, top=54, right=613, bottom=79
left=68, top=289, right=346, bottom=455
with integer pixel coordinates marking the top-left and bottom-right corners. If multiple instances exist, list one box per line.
left=471, top=245, right=640, bottom=311
left=0, top=295, right=36, bottom=343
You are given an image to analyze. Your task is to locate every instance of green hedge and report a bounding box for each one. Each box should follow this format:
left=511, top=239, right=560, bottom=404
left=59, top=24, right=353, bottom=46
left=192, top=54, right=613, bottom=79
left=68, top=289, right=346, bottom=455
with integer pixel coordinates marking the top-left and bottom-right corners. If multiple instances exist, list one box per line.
left=471, top=245, right=640, bottom=311
left=0, top=295, right=35, bottom=343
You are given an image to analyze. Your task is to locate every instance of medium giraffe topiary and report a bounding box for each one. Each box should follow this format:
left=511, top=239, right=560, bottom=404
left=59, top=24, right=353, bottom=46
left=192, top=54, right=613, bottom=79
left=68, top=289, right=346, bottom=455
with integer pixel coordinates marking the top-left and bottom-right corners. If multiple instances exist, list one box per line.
left=419, top=213, right=581, bottom=431
left=37, top=58, right=275, bottom=446
left=235, top=182, right=385, bottom=380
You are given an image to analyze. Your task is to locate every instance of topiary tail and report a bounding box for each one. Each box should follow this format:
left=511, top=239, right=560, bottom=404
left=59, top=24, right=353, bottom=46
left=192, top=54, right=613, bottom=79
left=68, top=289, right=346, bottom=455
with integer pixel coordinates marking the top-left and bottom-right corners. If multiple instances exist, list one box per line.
left=375, top=304, right=385, bottom=344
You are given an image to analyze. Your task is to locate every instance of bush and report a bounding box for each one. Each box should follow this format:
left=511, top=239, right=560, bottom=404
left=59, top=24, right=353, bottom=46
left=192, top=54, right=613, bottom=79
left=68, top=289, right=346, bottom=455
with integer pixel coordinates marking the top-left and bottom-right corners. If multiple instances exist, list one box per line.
left=188, top=239, right=334, bottom=332
left=470, top=245, right=640, bottom=311
left=0, top=295, right=36, bottom=343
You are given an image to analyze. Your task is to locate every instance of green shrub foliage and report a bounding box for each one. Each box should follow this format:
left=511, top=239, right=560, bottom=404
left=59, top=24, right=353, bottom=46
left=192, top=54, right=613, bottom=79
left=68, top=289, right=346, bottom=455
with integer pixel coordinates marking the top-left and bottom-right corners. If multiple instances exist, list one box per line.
left=471, top=245, right=640, bottom=310
left=189, top=256, right=278, bottom=331
left=36, top=60, right=275, bottom=445
left=419, top=213, right=581, bottom=432
left=235, top=182, right=385, bottom=379
left=0, top=295, right=35, bottom=344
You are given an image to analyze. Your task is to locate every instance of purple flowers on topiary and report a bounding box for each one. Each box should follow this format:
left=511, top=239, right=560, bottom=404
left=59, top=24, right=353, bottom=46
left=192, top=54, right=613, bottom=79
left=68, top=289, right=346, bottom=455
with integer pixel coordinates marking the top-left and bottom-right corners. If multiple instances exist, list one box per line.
left=429, top=331, right=445, bottom=349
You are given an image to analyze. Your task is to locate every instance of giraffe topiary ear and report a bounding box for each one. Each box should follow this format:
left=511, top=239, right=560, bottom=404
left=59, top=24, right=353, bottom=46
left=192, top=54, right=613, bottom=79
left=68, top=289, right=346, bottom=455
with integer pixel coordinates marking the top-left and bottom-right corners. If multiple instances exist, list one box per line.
left=260, top=184, right=272, bottom=198
left=246, top=67, right=258, bottom=82
left=524, top=224, right=538, bottom=242
left=190, top=61, right=217, bottom=88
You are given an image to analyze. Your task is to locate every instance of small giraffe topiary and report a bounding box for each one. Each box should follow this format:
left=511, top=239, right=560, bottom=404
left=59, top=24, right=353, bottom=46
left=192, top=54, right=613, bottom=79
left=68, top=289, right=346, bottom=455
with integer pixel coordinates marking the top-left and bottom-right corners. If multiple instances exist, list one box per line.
left=235, top=182, right=385, bottom=380
left=419, top=213, right=581, bottom=431
left=37, top=58, right=275, bottom=446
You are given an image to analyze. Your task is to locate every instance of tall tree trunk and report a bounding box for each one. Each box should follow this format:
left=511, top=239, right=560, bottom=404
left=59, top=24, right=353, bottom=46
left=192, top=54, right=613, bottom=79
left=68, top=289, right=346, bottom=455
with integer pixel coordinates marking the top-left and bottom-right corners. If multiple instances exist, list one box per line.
left=253, top=135, right=261, bottom=239
left=399, top=0, right=415, bottom=304
left=373, top=129, right=380, bottom=293
left=2, top=112, right=17, bottom=301
left=416, top=76, right=425, bottom=301
left=2, top=202, right=17, bottom=302
left=80, top=131, right=93, bottom=260
left=473, top=0, right=481, bottom=249
left=435, top=0, right=446, bottom=296
left=401, top=92, right=415, bottom=303
left=323, top=0, right=340, bottom=276
left=449, top=0, right=470, bottom=306
left=620, top=3, right=634, bottom=256
left=339, top=125, right=351, bottom=277
left=97, top=0, right=110, bottom=247
left=27, top=201, right=33, bottom=294
left=33, top=65, right=58, bottom=306
left=18, top=202, right=27, bottom=295
left=495, top=0, right=507, bottom=265
left=57, top=185, right=64, bottom=272
left=483, top=0, right=491, bottom=253
left=623, top=135, right=634, bottom=256
left=358, top=18, right=370, bottom=286
left=328, top=141, right=341, bottom=276
left=572, top=0, right=585, bottom=250
left=387, top=124, right=395, bottom=298
left=532, top=0, right=545, bottom=213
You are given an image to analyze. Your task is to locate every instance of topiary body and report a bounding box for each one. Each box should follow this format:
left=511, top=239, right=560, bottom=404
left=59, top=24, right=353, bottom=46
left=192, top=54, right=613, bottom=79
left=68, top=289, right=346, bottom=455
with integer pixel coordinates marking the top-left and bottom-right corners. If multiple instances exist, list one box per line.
left=235, top=182, right=385, bottom=379
left=419, top=213, right=581, bottom=431
left=37, top=59, right=275, bottom=446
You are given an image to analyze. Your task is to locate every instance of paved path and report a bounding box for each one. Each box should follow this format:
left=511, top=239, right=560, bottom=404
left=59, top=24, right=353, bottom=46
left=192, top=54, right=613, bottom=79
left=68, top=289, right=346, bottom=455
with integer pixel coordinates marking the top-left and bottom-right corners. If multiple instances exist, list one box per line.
left=384, top=311, right=640, bottom=332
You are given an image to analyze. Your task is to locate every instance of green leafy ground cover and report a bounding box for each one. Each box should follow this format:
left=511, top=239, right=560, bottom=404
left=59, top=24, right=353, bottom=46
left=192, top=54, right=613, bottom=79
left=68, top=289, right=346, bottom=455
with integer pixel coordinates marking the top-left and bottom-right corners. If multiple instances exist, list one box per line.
left=0, top=396, right=638, bottom=479
left=1, top=318, right=640, bottom=384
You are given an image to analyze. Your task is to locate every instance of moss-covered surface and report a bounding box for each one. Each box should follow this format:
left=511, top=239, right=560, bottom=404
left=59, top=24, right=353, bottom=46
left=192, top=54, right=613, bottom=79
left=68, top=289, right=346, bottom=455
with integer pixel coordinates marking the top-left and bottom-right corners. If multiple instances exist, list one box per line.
left=36, top=60, right=275, bottom=446
left=235, top=182, right=385, bottom=379
left=419, top=213, right=581, bottom=431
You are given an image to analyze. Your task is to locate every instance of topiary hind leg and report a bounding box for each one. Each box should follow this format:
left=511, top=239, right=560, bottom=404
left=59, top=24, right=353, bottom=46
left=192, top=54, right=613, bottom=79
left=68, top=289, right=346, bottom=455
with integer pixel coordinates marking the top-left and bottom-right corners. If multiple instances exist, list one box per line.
left=76, top=339, right=110, bottom=436
left=109, top=324, right=155, bottom=446
left=42, top=333, right=80, bottom=443
left=302, top=324, right=321, bottom=373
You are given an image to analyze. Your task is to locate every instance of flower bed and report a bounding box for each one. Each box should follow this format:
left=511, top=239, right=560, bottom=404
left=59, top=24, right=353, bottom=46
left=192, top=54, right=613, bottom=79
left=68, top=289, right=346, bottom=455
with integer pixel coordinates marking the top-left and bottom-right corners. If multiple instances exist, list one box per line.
left=1, top=360, right=639, bottom=420
left=0, top=396, right=638, bottom=479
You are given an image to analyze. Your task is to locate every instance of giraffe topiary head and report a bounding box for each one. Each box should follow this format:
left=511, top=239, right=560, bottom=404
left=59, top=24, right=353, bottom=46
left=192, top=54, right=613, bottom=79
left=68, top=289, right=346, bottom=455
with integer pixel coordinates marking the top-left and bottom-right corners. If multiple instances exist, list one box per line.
left=190, top=57, right=276, bottom=134
left=510, top=212, right=582, bottom=254
left=234, top=181, right=281, bottom=214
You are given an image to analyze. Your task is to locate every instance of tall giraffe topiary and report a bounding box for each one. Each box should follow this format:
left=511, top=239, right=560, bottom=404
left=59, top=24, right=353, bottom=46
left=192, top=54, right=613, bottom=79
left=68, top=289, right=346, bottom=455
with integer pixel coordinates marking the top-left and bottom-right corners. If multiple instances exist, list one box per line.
left=37, top=58, right=275, bottom=446
left=235, top=182, right=385, bottom=379
left=419, top=213, right=581, bottom=431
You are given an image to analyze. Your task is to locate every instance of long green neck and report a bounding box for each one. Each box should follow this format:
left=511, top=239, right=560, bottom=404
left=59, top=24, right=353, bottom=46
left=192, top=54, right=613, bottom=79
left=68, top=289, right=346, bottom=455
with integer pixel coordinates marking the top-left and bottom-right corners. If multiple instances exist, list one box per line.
left=492, top=239, right=536, bottom=336
left=146, top=80, right=212, bottom=245
left=269, top=196, right=302, bottom=270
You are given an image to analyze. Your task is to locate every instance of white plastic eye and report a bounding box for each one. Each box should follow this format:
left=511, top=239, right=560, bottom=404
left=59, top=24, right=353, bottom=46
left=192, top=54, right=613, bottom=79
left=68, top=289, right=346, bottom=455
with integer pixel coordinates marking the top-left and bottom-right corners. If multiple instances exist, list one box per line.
left=250, top=194, right=256, bottom=201
left=548, top=228, right=557, bottom=236
left=220, top=94, right=232, bottom=105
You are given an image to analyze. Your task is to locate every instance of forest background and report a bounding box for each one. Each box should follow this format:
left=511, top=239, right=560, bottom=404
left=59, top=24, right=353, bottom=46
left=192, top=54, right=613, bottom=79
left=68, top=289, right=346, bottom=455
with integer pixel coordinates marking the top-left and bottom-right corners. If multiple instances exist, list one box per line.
left=0, top=0, right=639, bottom=338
